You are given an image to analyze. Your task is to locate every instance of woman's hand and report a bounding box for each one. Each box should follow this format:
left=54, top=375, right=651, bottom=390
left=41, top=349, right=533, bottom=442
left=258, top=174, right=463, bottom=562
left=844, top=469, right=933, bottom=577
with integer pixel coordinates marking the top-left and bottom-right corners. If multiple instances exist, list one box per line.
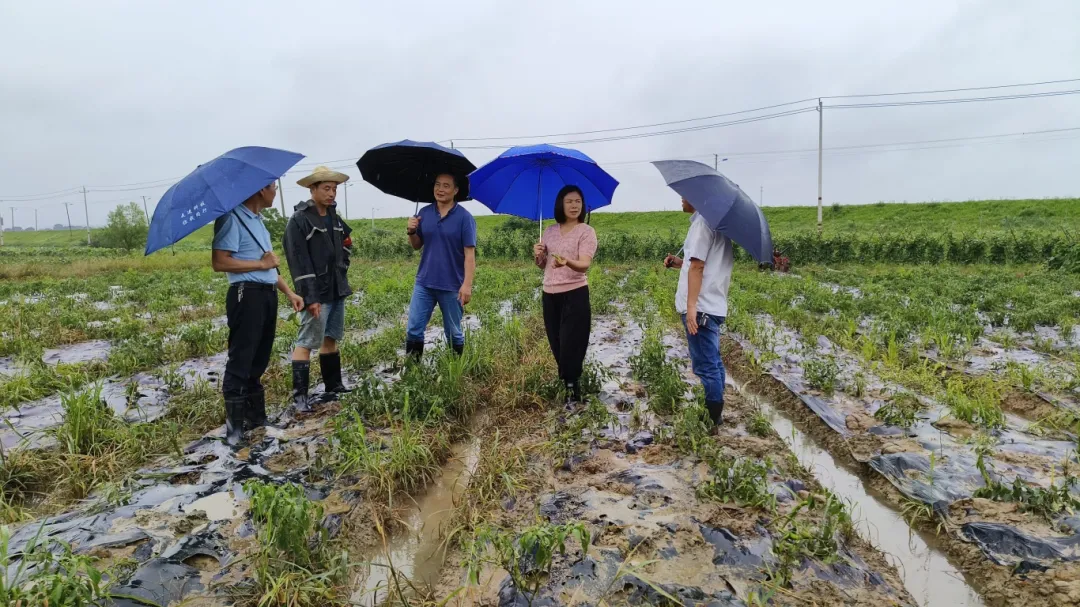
left=552, top=254, right=568, bottom=268
left=533, top=242, right=545, bottom=259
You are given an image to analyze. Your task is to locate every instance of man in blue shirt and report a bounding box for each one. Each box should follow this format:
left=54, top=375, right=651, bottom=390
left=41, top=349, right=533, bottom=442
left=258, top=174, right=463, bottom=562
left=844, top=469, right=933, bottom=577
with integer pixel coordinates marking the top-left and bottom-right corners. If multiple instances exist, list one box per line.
left=404, top=172, right=477, bottom=358
left=211, top=182, right=304, bottom=446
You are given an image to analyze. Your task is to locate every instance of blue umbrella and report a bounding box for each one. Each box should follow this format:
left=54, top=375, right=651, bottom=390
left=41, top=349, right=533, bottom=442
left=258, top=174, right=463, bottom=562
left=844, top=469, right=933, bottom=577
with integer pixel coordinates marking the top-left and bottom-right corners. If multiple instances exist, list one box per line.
left=469, top=144, right=619, bottom=239
left=145, top=146, right=304, bottom=255
left=651, top=159, right=773, bottom=263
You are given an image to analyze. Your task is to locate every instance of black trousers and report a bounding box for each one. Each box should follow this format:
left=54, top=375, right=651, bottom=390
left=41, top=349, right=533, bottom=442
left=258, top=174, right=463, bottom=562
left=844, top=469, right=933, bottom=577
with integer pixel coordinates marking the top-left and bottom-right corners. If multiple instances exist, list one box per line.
left=542, top=285, right=591, bottom=384
left=223, top=282, right=278, bottom=399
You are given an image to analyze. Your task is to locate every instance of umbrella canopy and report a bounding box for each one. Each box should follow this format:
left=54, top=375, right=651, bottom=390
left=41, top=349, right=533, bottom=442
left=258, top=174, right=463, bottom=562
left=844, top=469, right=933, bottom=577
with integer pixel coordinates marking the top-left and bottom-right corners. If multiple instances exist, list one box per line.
left=145, top=146, right=303, bottom=255
left=651, top=159, right=773, bottom=263
left=357, top=140, right=476, bottom=204
left=468, top=144, right=618, bottom=227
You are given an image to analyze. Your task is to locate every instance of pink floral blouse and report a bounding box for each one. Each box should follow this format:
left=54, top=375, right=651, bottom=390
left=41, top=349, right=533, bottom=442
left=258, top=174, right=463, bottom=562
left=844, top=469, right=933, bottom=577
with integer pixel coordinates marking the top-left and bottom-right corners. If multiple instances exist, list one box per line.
left=539, top=223, right=598, bottom=294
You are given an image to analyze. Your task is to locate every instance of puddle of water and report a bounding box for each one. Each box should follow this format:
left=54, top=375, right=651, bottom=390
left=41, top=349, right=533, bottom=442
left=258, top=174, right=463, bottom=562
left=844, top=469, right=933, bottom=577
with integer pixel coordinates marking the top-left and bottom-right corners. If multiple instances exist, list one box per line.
left=747, top=387, right=984, bottom=607
left=352, top=434, right=482, bottom=605
left=42, top=340, right=112, bottom=366
left=182, top=490, right=244, bottom=522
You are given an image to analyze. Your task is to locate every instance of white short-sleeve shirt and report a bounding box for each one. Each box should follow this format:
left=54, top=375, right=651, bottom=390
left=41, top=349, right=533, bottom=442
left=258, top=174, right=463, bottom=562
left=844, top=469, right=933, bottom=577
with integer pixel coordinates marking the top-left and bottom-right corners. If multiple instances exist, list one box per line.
left=675, top=213, right=734, bottom=317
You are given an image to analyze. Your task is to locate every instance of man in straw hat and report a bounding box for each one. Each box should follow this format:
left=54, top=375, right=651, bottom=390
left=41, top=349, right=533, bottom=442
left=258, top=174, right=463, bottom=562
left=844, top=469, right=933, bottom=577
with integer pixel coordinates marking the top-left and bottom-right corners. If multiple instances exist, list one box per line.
left=284, top=166, right=355, bottom=412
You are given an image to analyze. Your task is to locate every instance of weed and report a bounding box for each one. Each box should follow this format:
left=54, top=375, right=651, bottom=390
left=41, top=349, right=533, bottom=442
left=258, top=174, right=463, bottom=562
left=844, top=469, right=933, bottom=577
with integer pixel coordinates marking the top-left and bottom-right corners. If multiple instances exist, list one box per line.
left=769, top=493, right=854, bottom=587
left=465, top=521, right=590, bottom=606
left=943, top=377, right=1005, bottom=429
left=243, top=479, right=349, bottom=606
left=803, top=355, right=839, bottom=394
left=697, top=455, right=777, bottom=512
left=747, top=407, right=772, bottom=438
left=873, top=392, right=924, bottom=428
left=629, top=326, right=686, bottom=415
left=0, top=524, right=117, bottom=605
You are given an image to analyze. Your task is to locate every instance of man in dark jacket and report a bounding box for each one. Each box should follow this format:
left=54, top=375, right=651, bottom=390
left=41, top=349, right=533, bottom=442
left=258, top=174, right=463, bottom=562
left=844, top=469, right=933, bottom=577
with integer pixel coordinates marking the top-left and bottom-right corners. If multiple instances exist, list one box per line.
left=284, top=166, right=354, bottom=412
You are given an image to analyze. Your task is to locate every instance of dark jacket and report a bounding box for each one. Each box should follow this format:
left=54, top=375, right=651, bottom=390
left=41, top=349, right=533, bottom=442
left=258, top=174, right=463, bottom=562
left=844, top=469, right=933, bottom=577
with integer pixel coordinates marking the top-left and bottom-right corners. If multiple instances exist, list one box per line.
left=283, top=200, right=353, bottom=306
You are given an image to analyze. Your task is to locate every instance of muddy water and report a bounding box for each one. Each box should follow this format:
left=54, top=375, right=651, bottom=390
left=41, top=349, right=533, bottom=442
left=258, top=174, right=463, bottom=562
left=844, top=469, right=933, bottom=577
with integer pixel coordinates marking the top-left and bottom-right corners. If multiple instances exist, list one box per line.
left=351, top=433, right=483, bottom=605
left=747, top=387, right=984, bottom=607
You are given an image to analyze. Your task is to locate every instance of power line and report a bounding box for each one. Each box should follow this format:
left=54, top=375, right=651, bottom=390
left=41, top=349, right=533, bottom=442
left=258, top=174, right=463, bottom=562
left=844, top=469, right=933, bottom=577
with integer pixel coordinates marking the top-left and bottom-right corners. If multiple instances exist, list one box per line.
left=445, top=97, right=819, bottom=143
left=446, top=77, right=1080, bottom=144
left=829, top=89, right=1080, bottom=109
left=3, top=76, right=1079, bottom=199
left=453, top=106, right=819, bottom=149
left=822, top=77, right=1080, bottom=100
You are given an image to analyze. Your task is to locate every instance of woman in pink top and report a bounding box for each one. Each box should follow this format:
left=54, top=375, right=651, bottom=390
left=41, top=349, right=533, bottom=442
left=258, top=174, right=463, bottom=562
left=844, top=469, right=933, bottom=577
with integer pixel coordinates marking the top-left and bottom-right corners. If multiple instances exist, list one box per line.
left=533, top=185, right=598, bottom=404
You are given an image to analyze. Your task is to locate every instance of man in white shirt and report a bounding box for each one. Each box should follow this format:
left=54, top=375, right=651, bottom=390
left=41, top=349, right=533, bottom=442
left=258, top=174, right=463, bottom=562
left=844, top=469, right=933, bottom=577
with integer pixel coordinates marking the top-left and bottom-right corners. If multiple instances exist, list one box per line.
left=664, top=198, right=734, bottom=428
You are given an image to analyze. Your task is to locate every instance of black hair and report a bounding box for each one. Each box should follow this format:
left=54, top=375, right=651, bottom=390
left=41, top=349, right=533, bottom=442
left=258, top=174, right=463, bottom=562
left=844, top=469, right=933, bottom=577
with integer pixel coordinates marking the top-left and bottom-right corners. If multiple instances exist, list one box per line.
left=554, top=185, right=588, bottom=224
left=435, top=173, right=458, bottom=187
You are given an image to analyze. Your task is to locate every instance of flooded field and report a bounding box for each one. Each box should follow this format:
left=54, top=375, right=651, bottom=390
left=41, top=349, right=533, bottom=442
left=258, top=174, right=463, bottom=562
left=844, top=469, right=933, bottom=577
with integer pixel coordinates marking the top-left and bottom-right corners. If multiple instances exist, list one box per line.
left=2, top=259, right=1079, bottom=606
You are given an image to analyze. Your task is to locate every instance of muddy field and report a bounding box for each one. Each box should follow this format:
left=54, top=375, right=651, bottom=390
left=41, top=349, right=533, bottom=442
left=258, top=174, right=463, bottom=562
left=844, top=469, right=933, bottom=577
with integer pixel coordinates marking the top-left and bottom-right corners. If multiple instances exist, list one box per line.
left=2, top=260, right=1079, bottom=606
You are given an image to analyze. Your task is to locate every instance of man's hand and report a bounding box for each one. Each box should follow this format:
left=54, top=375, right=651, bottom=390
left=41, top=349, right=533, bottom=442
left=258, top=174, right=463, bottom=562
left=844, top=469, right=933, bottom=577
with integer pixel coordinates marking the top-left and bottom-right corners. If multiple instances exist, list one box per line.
left=288, top=293, right=304, bottom=313
left=407, top=215, right=420, bottom=234
left=663, top=254, right=683, bottom=269
left=307, top=303, right=321, bottom=318
left=260, top=251, right=280, bottom=270
left=686, top=308, right=699, bottom=336
left=458, top=284, right=472, bottom=306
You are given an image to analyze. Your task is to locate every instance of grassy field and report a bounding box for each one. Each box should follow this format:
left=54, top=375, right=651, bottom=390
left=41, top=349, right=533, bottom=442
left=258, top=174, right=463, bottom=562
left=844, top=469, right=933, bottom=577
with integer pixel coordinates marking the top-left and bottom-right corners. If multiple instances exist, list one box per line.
left=2, top=197, right=1076, bottom=250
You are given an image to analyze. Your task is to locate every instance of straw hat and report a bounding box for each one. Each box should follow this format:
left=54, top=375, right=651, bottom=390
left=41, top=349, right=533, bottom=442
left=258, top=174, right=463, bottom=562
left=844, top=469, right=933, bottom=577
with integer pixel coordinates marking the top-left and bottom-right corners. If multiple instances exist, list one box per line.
left=296, top=165, right=350, bottom=187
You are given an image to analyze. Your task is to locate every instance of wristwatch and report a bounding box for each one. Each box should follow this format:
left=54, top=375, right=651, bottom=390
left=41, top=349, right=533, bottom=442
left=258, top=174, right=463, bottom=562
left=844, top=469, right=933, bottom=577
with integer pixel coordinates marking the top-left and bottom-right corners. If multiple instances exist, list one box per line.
left=406, top=228, right=416, bottom=235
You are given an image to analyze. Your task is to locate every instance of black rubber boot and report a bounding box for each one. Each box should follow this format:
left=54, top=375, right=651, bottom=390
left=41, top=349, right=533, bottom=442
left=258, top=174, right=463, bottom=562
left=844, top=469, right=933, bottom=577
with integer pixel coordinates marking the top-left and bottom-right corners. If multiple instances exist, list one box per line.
left=291, top=361, right=312, bottom=413
left=451, top=342, right=464, bottom=356
left=705, top=400, right=725, bottom=427
left=224, top=395, right=246, bottom=446
left=320, top=352, right=351, bottom=394
left=246, top=389, right=278, bottom=430
left=405, top=340, right=424, bottom=361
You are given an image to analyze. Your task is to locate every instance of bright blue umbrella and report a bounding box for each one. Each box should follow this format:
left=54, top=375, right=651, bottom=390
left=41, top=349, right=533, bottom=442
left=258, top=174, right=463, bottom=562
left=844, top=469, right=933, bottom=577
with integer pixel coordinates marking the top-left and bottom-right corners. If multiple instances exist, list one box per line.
left=145, top=146, right=304, bottom=255
left=469, top=144, right=618, bottom=239
left=652, top=159, right=773, bottom=263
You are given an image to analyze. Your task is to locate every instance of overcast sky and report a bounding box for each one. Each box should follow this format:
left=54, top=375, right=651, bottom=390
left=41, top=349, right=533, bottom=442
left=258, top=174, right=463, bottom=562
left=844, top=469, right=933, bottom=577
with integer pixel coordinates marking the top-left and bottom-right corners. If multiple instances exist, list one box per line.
left=1, top=0, right=1077, bottom=228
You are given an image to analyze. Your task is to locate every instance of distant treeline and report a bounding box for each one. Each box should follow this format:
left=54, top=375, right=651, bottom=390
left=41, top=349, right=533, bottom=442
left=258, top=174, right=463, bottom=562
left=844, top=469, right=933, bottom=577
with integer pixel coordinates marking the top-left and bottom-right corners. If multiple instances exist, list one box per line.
left=351, top=226, right=1079, bottom=267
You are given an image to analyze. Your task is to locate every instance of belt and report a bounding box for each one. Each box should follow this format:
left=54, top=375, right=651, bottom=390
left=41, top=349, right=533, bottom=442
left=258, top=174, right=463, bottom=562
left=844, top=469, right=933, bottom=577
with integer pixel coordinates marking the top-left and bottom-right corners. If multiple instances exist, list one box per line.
left=230, top=281, right=275, bottom=290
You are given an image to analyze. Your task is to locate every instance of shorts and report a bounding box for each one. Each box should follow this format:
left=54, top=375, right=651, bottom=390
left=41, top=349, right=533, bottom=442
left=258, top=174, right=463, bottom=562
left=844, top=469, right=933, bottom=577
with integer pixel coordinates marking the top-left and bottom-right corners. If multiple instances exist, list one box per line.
left=295, top=298, right=346, bottom=350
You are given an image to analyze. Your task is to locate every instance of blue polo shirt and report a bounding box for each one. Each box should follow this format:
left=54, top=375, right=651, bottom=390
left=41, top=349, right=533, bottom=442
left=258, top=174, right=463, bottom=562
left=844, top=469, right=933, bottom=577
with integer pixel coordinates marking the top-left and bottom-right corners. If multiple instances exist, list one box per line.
left=212, top=205, right=277, bottom=285
left=415, top=203, right=477, bottom=291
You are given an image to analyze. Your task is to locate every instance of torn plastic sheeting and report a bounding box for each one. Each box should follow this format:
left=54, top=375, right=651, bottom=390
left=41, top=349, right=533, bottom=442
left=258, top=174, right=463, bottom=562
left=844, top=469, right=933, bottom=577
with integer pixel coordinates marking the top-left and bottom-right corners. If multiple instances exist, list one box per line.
left=698, top=524, right=770, bottom=570
left=769, top=369, right=851, bottom=436
left=868, top=452, right=975, bottom=510
left=961, top=522, right=1080, bottom=567
left=108, top=559, right=204, bottom=606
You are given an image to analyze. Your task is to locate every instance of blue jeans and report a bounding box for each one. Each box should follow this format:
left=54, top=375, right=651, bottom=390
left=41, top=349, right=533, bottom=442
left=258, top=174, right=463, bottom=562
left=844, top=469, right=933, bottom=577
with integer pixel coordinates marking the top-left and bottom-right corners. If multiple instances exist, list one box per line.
left=681, top=312, right=726, bottom=404
left=406, top=284, right=464, bottom=346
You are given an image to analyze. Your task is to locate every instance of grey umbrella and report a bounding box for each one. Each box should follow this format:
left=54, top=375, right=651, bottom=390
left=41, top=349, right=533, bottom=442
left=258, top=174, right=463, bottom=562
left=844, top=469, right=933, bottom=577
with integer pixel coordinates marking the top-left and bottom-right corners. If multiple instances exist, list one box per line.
left=652, top=159, right=773, bottom=264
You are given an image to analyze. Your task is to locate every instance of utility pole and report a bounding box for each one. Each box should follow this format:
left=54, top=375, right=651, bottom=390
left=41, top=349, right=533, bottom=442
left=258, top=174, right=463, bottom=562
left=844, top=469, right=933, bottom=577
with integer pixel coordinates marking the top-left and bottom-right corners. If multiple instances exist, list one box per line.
left=713, top=154, right=718, bottom=170
left=81, top=187, right=91, bottom=246
left=277, top=179, right=285, bottom=215
left=8, top=207, right=13, bottom=234
left=342, top=182, right=350, bottom=219
left=370, top=207, right=374, bottom=229
left=34, top=208, right=38, bottom=231
left=816, top=98, right=824, bottom=234
left=140, top=196, right=150, bottom=224
left=760, top=186, right=764, bottom=206
left=64, top=203, right=73, bottom=236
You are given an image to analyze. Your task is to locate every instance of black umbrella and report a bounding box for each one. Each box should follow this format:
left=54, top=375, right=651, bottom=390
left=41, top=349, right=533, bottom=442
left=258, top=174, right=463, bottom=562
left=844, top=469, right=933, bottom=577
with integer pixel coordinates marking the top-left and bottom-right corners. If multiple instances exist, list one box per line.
left=357, top=140, right=476, bottom=214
